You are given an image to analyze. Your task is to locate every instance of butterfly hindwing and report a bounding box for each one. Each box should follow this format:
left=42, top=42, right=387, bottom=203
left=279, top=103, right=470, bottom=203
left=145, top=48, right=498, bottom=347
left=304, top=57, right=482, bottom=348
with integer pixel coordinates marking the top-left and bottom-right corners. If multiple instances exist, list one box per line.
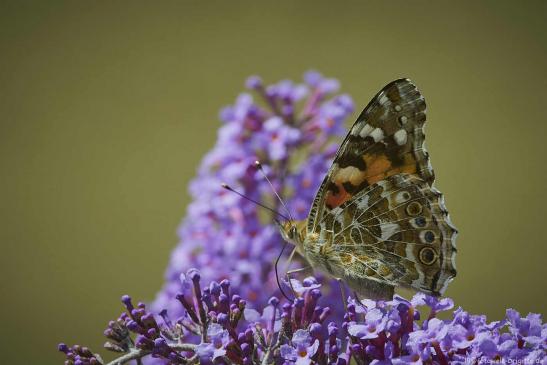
left=316, top=174, right=457, bottom=296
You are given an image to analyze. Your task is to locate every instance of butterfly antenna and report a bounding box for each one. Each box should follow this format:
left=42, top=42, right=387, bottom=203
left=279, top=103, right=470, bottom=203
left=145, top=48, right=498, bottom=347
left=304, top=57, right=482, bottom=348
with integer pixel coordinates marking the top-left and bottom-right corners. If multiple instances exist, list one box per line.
left=255, top=161, right=296, bottom=302
left=275, top=238, right=293, bottom=301
left=254, top=161, right=294, bottom=222
left=221, top=183, right=291, bottom=221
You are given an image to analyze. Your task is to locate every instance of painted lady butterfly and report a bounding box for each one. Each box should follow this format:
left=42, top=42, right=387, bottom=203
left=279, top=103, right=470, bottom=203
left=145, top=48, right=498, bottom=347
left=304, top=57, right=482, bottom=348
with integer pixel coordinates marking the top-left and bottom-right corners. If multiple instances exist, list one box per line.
left=279, top=79, right=457, bottom=299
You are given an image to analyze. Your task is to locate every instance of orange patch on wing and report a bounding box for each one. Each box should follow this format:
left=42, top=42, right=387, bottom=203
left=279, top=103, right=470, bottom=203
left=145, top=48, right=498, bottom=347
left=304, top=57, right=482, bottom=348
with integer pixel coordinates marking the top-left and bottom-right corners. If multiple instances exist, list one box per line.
left=364, top=153, right=418, bottom=185
left=326, top=153, right=420, bottom=209
left=398, top=165, right=417, bottom=175
left=363, top=153, right=392, bottom=178
left=367, top=174, right=385, bottom=185
left=325, top=182, right=351, bottom=208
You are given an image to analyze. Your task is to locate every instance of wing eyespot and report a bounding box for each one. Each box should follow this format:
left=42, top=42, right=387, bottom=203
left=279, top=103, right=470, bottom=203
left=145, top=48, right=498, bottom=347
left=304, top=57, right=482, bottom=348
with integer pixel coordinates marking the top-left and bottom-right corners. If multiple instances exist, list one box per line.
left=419, top=247, right=438, bottom=265
left=421, top=230, right=436, bottom=243
left=406, top=201, right=423, bottom=216
left=414, top=216, right=427, bottom=227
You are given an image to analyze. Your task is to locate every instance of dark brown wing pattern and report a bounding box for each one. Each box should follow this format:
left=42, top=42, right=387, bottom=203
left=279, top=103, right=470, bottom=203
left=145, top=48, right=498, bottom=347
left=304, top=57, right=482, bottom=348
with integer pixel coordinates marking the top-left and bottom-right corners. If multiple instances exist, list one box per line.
left=308, top=78, right=432, bottom=231
left=304, top=79, right=457, bottom=297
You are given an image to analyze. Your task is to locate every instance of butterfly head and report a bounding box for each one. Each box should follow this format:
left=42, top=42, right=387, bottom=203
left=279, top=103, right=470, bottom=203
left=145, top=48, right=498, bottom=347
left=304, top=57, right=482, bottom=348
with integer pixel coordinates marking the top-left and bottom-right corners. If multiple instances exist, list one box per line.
left=277, top=220, right=307, bottom=249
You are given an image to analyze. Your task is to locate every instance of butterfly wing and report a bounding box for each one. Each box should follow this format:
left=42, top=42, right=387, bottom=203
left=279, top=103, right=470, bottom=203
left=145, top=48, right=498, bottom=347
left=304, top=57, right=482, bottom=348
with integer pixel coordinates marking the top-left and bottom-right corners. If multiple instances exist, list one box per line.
left=318, top=174, right=457, bottom=296
left=306, top=78, right=457, bottom=296
left=308, top=78, right=432, bottom=231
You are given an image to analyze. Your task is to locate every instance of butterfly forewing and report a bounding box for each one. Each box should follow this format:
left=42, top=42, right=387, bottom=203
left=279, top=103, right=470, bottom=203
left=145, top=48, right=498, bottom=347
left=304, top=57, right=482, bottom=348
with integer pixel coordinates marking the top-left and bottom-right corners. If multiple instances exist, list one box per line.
left=303, top=78, right=457, bottom=297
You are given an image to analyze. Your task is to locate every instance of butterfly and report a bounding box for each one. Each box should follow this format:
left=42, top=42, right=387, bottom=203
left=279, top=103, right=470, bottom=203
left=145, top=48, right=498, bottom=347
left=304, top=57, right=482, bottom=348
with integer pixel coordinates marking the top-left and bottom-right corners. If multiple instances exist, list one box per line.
left=278, top=78, right=457, bottom=299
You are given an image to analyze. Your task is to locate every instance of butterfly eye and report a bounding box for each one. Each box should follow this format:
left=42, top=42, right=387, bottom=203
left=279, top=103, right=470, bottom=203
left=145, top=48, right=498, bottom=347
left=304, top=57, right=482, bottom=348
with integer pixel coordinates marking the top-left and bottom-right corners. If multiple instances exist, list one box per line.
left=290, top=226, right=298, bottom=239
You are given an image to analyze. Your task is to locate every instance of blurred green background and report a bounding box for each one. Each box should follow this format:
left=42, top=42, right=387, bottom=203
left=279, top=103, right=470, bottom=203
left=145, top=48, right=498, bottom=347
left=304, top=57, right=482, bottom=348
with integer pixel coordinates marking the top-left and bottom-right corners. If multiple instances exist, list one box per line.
left=1, top=1, right=546, bottom=363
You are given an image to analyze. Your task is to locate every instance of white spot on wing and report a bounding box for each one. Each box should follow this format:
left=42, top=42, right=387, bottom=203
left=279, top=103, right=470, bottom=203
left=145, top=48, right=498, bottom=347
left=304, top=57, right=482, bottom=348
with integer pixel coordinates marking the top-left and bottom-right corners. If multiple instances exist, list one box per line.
left=358, top=124, right=374, bottom=138
left=406, top=243, right=415, bottom=262
left=356, top=195, right=370, bottom=209
left=380, top=222, right=399, bottom=240
left=394, top=129, right=408, bottom=145
left=331, top=207, right=343, bottom=216
left=370, top=128, right=384, bottom=142
left=395, top=191, right=410, bottom=204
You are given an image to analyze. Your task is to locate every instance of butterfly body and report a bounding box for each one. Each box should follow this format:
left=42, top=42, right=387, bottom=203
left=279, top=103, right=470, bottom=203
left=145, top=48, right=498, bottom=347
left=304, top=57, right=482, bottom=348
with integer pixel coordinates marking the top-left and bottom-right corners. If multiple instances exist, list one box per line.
left=280, top=79, right=457, bottom=300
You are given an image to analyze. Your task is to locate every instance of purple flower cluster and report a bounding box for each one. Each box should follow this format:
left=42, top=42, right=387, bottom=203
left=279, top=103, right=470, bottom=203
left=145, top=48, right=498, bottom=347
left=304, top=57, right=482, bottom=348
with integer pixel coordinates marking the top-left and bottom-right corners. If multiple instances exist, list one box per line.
left=343, top=294, right=546, bottom=365
left=59, top=269, right=546, bottom=365
left=152, top=71, right=354, bottom=315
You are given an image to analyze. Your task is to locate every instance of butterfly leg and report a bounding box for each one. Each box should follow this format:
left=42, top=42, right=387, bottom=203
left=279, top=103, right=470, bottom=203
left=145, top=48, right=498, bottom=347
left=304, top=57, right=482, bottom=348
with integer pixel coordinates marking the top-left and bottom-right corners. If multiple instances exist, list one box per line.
left=283, top=246, right=311, bottom=297
left=352, top=290, right=368, bottom=312
left=283, top=246, right=298, bottom=273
